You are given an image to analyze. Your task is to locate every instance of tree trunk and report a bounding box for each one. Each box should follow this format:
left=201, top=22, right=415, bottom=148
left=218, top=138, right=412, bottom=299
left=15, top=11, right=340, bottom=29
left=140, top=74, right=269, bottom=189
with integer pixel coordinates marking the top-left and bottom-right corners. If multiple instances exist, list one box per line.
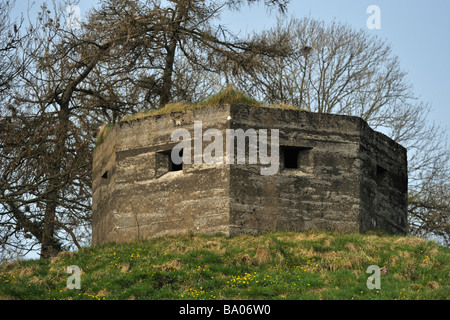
left=159, top=1, right=190, bottom=108
left=159, top=39, right=177, bottom=108
left=40, top=190, right=61, bottom=259
left=39, top=98, right=70, bottom=259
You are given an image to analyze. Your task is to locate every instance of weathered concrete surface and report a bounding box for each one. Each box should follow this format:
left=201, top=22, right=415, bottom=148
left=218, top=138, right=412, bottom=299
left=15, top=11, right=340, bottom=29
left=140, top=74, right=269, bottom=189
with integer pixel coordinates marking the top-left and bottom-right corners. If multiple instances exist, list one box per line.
left=92, top=104, right=408, bottom=245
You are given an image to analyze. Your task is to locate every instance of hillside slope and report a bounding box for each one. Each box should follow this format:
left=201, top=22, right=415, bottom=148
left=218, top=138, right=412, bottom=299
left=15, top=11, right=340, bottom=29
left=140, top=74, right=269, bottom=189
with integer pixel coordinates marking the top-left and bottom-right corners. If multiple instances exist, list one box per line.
left=0, top=230, right=448, bottom=300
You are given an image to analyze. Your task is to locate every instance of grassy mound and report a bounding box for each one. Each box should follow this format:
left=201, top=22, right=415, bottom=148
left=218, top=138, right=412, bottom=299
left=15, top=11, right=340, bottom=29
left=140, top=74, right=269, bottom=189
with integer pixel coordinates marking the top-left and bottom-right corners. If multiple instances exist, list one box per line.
left=0, top=230, right=448, bottom=300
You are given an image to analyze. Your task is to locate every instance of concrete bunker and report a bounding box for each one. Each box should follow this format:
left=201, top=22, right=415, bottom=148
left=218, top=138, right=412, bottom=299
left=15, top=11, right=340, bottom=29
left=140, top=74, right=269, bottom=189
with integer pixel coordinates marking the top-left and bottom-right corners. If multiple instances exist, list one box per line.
left=92, top=104, right=408, bottom=245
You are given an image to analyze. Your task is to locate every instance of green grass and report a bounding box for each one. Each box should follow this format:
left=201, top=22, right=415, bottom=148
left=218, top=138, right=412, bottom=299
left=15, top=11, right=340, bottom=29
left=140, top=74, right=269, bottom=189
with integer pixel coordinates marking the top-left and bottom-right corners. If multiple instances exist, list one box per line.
left=1, top=230, right=448, bottom=300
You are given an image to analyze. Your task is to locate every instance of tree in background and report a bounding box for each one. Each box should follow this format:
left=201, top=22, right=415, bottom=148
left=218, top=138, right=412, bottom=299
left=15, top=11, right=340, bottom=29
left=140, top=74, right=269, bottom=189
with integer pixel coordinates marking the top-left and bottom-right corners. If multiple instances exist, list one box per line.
left=1, top=2, right=448, bottom=261
left=0, top=0, right=289, bottom=260
left=0, top=0, right=26, bottom=96
left=80, top=0, right=289, bottom=122
left=0, top=1, right=100, bottom=259
left=221, top=17, right=449, bottom=245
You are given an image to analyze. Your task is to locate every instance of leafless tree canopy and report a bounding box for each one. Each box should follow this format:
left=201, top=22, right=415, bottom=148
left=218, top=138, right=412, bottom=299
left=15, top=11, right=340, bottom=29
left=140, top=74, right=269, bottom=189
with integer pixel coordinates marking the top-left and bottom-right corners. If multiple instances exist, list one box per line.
left=0, top=0, right=291, bottom=260
left=0, top=1, right=448, bottom=261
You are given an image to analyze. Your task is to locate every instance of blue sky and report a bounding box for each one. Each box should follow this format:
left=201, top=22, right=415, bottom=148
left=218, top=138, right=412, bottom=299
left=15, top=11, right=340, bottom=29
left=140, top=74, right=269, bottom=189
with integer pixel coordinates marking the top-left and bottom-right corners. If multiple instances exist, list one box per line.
left=8, top=0, right=449, bottom=259
left=222, top=0, right=450, bottom=138
left=11, top=0, right=449, bottom=137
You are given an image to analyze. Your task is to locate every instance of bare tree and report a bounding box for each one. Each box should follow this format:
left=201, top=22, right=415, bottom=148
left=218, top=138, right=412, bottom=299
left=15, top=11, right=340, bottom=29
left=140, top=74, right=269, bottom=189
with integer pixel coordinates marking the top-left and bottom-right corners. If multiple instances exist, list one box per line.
left=0, top=0, right=291, bottom=259
left=221, top=17, right=449, bottom=244
left=408, top=160, right=450, bottom=245
left=79, top=0, right=290, bottom=119
left=0, top=0, right=27, bottom=96
left=1, top=1, right=114, bottom=259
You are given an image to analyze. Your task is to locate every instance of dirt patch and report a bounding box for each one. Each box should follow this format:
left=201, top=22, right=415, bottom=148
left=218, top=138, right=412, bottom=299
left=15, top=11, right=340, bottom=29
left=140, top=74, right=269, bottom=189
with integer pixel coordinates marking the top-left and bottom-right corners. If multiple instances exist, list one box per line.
left=153, top=259, right=183, bottom=271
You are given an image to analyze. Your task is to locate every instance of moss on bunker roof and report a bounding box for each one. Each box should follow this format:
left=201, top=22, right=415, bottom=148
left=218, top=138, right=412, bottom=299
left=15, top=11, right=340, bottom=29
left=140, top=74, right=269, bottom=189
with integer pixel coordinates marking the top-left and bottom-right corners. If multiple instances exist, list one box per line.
left=121, top=87, right=264, bottom=122
left=95, top=87, right=304, bottom=147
